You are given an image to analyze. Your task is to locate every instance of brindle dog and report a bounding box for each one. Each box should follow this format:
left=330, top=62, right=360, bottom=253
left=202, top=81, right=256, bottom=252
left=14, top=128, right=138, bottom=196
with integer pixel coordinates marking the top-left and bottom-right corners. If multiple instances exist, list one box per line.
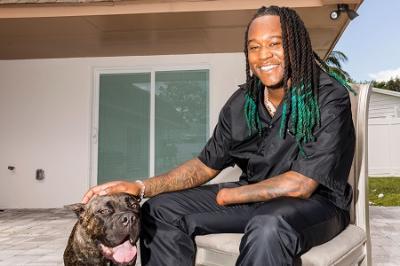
left=64, top=193, right=140, bottom=266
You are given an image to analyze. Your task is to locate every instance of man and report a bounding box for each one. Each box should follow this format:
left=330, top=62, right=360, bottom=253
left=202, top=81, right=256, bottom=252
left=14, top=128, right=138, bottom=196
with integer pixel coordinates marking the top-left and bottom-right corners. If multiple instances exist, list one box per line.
left=83, top=6, right=355, bottom=265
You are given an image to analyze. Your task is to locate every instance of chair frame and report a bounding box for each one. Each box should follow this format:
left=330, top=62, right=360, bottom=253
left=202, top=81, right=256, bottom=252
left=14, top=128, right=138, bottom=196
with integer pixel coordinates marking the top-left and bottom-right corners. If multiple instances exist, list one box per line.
left=351, top=83, right=372, bottom=265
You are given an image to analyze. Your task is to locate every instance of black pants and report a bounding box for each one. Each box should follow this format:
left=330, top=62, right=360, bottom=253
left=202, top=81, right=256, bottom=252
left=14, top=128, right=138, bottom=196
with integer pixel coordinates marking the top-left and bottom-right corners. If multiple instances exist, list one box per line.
left=140, top=182, right=349, bottom=266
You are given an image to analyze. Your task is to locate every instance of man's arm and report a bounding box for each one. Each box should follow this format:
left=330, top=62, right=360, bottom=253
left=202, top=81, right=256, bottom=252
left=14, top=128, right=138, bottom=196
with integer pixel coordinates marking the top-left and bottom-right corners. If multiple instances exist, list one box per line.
left=216, top=171, right=318, bottom=205
left=144, top=158, right=220, bottom=197
left=82, top=158, right=220, bottom=203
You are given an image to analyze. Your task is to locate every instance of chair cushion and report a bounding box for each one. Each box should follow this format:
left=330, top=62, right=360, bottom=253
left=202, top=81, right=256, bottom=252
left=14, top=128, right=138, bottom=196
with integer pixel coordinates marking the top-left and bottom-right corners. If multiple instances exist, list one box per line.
left=301, top=225, right=366, bottom=265
left=195, top=224, right=366, bottom=266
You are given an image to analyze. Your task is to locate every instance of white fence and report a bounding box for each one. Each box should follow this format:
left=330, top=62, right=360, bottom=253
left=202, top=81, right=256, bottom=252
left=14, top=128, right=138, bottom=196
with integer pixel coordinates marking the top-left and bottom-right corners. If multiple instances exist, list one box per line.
left=368, top=118, right=400, bottom=177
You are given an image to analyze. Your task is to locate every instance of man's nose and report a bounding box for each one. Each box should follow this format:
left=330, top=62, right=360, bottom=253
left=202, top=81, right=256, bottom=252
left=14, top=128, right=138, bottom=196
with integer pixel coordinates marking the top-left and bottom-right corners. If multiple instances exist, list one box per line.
left=259, top=47, right=273, bottom=60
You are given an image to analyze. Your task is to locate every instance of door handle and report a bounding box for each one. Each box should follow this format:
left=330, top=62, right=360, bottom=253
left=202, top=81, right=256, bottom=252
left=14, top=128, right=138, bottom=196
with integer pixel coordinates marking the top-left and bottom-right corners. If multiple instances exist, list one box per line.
left=92, top=127, right=98, bottom=144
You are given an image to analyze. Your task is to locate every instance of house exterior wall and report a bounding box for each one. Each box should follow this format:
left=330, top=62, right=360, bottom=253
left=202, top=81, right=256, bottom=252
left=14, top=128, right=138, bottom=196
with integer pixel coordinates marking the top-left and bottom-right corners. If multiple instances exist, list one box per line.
left=369, top=90, right=400, bottom=119
left=5, top=56, right=397, bottom=208
left=368, top=89, right=400, bottom=177
left=0, top=53, right=245, bottom=208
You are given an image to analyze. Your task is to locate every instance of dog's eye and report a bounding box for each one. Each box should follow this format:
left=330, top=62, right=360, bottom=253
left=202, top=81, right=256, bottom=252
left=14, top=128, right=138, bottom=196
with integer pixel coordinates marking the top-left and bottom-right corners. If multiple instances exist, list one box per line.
left=126, top=197, right=139, bottom=208
left=97, top=209, right=112, bottom=215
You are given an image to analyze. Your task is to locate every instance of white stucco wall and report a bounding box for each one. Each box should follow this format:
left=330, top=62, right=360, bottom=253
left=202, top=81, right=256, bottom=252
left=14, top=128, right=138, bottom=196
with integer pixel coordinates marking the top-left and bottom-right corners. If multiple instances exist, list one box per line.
left=0, top=53, right=245, bottom=208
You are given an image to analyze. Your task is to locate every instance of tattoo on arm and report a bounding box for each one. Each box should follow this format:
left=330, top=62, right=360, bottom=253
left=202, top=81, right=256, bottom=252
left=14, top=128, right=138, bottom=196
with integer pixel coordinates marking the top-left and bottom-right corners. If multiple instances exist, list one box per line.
left=144, top=158, right=220, bottom=197
left=221, top=171, right=318, bottom=205
left=261, top=171, right=318, bottom=199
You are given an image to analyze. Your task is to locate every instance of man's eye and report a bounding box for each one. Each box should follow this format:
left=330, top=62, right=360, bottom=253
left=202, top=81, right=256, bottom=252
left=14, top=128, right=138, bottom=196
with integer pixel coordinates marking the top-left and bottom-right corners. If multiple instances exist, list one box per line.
left=270, top=42, right=281, bottom=47
left=249, top=46, right=259, bottom=50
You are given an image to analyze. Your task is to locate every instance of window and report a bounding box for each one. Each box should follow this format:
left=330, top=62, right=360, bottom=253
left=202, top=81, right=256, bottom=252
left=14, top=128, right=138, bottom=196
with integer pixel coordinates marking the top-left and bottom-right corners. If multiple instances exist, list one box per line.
left=95, top=69, right=209, bottom=184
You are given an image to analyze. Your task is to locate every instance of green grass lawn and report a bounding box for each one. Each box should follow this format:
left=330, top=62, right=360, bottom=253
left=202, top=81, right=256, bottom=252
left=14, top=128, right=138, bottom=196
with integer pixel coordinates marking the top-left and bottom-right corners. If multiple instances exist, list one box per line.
left=369, top=177, right=400, bottom=206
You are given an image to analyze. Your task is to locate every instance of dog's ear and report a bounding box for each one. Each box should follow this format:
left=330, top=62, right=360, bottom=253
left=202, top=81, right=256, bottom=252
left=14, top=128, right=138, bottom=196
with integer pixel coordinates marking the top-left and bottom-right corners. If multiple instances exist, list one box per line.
left=64, top=203, right=86, bottom=217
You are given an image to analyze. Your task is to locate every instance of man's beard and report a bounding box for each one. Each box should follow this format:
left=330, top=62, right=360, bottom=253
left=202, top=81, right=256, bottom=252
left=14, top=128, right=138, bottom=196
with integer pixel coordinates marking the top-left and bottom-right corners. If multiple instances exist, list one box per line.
left=264, top=79, right=284, bottom=90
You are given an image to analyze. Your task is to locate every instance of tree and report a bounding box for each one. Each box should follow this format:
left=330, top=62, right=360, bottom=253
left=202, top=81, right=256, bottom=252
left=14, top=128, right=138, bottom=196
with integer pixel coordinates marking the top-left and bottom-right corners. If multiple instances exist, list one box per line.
left=372, top=78, right=400, bottom=92
left=325, top=50, right=351, bottom=82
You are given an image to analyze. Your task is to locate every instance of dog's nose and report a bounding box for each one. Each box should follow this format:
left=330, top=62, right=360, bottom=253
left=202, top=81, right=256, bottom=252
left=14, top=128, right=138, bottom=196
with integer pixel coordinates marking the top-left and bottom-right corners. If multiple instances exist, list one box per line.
left=121, top=214, right=135, bottom=227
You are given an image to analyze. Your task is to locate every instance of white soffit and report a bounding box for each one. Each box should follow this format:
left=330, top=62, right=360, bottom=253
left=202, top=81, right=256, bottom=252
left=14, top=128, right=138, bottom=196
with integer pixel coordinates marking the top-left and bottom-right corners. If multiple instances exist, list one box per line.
left=0, top=0, right=363, bottom=59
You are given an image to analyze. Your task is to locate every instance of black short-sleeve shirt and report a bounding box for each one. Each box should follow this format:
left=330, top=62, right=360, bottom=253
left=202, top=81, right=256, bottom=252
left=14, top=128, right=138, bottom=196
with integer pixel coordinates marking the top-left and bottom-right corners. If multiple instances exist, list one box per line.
left=198, top=71, right=355, bottom=210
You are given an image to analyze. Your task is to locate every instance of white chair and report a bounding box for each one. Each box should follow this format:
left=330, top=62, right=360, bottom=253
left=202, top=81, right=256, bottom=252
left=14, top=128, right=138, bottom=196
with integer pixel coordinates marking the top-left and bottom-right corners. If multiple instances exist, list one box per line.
left=195, top=83, right=372, bottom=266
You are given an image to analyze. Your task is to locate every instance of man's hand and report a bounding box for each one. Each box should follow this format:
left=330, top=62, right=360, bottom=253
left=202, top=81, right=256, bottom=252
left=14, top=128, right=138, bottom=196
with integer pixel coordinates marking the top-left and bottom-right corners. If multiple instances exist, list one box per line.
left=216, top=188, right=231, bottom=206
left=82, top=181, right=141, bottom=204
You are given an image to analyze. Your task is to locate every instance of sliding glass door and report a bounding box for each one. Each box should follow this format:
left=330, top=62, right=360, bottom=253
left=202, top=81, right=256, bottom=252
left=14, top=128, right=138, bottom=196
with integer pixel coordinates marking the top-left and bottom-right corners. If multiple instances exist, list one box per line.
left=155, top=70, right=209, bottom=174
left=96, top=69, right=209, bottom=184
left=98, top=73, right=151, bottom=184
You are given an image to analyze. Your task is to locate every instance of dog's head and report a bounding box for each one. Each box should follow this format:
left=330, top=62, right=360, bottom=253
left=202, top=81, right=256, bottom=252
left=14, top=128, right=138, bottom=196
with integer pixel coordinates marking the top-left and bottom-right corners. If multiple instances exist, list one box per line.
left=67, top=193, right=140, bottom=265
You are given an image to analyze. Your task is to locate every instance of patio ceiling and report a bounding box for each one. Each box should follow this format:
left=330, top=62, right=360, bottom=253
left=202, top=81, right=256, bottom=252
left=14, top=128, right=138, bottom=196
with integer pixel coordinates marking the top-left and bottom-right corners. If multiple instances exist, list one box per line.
left=0, top=0, right=363, bottom=59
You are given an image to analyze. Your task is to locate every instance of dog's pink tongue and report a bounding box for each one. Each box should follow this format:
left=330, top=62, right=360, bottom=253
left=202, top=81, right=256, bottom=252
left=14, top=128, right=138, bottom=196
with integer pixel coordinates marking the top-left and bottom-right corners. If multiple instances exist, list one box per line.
left=112, top=240, right=137, bottom=264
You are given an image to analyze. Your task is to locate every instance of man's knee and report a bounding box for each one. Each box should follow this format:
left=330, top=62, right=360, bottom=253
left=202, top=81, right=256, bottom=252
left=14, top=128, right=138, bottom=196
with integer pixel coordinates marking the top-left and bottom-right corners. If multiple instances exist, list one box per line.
left=246, top=215, right=279, bottom=241
left=244, top=215, right=300, bottom=249
left=237, top=215, right=301, bottom=265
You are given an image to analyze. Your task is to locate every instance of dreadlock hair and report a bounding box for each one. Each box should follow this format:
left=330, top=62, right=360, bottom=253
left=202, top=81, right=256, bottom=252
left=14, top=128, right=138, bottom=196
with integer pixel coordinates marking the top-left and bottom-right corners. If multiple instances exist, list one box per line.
left=243, top=6, right=326, bottom=153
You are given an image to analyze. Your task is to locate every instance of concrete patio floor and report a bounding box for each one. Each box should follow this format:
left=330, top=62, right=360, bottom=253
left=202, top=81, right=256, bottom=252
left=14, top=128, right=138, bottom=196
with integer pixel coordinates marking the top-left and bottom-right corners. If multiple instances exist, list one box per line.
left=0, top=206, right=399, bottom=266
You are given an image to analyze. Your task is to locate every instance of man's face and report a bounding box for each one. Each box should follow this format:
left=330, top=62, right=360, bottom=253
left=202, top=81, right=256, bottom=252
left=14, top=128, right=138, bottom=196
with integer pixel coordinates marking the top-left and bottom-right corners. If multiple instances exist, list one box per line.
left=247, top=15, right=285, bottom=89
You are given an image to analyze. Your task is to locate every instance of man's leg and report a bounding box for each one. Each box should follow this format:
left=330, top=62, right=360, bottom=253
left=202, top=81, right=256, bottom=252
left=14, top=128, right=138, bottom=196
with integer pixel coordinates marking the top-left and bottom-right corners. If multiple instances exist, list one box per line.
left=140, top=183, right=254, bottom=266
left=236, top=195, right=349, bottom=266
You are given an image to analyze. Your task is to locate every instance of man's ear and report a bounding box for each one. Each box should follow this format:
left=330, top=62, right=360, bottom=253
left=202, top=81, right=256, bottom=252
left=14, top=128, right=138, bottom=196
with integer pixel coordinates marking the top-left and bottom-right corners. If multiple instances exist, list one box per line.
left=64, top=203, right=85, bottom=217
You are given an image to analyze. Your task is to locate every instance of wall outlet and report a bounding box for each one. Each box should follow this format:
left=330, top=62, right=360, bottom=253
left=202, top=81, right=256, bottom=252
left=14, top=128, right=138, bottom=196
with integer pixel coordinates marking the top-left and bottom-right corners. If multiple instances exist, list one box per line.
left=36, top=169, right=45, bottom=180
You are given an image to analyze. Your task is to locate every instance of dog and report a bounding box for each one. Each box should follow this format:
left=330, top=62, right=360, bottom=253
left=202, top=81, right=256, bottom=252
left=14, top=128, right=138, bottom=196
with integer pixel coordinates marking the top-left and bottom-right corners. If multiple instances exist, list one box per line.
left=64, top=193, right=140, bottom=266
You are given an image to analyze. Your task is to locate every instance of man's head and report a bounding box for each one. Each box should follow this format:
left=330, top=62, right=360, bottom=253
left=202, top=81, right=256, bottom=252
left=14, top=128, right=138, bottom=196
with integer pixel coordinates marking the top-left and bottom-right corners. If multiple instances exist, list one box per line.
left=247, top=15, right=285, bottom=89
left=243, top=6, right=321, bottom=146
